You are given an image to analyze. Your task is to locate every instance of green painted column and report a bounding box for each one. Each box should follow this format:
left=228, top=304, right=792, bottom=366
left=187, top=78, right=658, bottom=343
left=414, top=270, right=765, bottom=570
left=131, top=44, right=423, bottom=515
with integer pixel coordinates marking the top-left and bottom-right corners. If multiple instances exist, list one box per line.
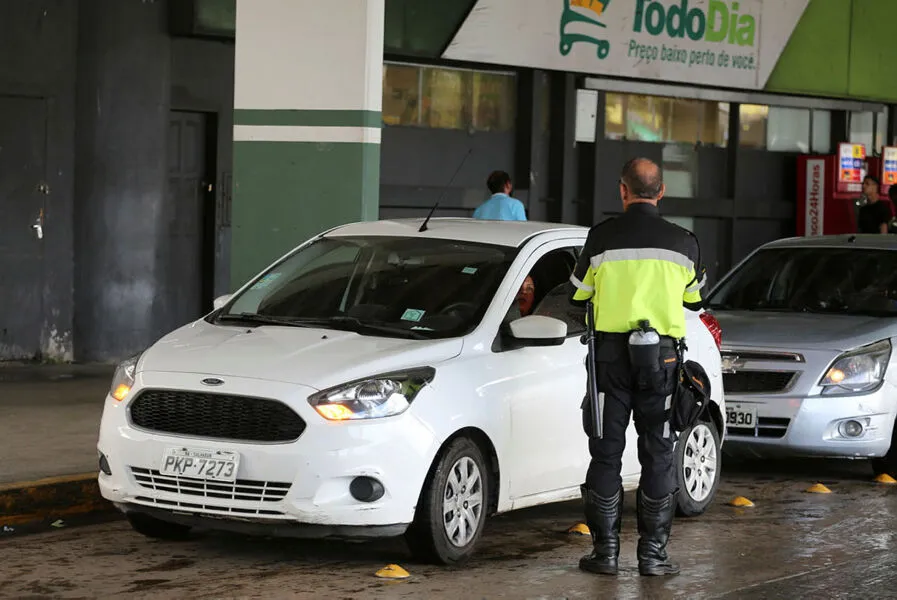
left=231, top=0, right=384, bottom=288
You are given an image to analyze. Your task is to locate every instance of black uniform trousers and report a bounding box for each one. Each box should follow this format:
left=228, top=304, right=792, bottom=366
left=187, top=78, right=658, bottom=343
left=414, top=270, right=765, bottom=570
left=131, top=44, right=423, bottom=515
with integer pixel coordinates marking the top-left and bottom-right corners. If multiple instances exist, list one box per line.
left=581, top=332, right=679, bottom=499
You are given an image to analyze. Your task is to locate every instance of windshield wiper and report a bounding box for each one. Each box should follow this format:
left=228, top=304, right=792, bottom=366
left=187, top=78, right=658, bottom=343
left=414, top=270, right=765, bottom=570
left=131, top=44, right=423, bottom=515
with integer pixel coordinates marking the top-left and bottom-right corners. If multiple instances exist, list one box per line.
left=318, top=316, right=429, bottom=340
left=217, top=312, right=315, bottom=328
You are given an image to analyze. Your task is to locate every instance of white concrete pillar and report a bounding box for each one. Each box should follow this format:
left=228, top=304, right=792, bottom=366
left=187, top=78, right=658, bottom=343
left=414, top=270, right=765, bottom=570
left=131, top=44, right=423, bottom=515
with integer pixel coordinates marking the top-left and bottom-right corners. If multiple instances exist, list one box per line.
left=231, top=0, right=384, bottom=286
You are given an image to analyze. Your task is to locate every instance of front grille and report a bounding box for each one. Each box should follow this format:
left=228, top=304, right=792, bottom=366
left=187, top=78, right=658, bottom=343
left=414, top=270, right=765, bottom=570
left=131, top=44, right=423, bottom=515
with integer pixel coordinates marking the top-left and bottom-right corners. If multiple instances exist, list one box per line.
left=728, top=417, right=791, bottom=439
left=129, top=389, right=306, bottom=443
left=721, top=350, right=804, bottom=363
left=724, top=371, right=796, bottom=394
left=133, top=496, right=286, bottom=518
left=130, top=467, right=291, bottom=503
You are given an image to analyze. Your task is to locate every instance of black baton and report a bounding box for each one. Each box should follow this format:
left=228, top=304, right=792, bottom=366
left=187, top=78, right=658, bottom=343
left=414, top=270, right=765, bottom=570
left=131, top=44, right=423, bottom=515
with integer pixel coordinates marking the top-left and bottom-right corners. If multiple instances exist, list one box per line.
left=584, top=299, right=602, bottom=439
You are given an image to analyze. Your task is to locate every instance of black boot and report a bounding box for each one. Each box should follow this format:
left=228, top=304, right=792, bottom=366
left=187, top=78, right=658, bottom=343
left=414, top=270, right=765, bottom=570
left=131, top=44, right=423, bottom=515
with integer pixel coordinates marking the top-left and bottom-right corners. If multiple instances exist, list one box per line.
left=578, top=485, right=622, bottom=575
left=636, top=488, right=680, bottom=576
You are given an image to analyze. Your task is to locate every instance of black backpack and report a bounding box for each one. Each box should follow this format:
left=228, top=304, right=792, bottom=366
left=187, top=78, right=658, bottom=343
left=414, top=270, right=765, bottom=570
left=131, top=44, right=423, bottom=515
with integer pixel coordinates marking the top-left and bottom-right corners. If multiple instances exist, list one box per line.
left=670, top=359, right=712, bottom=433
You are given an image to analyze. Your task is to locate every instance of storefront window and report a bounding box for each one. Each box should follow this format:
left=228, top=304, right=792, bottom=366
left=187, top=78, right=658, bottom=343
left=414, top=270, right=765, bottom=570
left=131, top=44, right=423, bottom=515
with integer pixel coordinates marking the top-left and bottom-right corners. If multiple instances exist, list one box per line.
left=739, top=104, right=768, bottom=149
left=472, top=72, right=516, bottom=132
left=605, top=93, right=727, bottom=146
left=422, top=67, right=468, bottom=129
left=877, top=111, right=889, bottom=151
left=382, top=62, right=516, bottom=132
left=767, top=107, right=810, bottom=153
left=848, top=109, right=888, bottom=155
left=811, top=110, right=832, bottom=154
left=382, top=64, right=421, bottom=126
left=663, top=143, right=698, bottom=198
left=849, top=111, right=874, bottom=154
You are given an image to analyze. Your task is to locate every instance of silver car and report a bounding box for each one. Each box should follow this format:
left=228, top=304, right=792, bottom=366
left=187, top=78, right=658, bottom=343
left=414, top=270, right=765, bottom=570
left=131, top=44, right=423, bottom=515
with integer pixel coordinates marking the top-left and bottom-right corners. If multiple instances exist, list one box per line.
left=706, top=234, right=897, bottom=474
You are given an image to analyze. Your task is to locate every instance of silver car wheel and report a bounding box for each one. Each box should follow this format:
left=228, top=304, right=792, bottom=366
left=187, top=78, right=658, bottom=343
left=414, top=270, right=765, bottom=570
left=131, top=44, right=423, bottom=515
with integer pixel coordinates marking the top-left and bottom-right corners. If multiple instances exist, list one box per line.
left=442, top=456, right=484, bottom=548
left=683, top=423, right=718, bottom=503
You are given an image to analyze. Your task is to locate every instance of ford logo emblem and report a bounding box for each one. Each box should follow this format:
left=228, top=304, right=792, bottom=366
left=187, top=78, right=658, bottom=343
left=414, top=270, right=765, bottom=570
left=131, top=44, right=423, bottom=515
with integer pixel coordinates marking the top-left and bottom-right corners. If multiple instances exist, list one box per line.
left=201, top=378, right=224, bottom=386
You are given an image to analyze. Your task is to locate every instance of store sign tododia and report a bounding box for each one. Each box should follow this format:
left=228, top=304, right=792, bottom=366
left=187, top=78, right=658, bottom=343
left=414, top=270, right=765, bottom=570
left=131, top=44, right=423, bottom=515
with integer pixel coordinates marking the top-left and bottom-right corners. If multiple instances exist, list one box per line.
left=443, top=0, right=811, bottom=90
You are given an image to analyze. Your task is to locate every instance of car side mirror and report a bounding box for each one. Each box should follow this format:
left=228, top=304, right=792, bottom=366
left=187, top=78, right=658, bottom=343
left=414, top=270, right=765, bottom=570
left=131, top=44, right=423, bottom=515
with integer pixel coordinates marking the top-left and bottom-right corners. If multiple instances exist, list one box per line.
left=507, top=315, right=568, bottom=347
left=213, top=294, right=232, bottom=311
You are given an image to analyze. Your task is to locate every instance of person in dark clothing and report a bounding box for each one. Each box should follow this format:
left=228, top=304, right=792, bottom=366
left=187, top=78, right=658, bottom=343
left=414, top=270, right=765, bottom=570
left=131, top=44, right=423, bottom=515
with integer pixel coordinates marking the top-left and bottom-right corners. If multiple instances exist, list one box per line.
left=569, top=158, right=704, bottom=578
left=889, top=185, right=897, bottom=233
left=857, top=175, right=892, bottom=234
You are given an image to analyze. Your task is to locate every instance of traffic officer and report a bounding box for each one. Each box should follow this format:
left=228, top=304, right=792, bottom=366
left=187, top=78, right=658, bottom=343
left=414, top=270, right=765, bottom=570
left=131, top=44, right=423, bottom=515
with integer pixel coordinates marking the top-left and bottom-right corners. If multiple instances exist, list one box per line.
left=569, top=157, right=704, bottom=577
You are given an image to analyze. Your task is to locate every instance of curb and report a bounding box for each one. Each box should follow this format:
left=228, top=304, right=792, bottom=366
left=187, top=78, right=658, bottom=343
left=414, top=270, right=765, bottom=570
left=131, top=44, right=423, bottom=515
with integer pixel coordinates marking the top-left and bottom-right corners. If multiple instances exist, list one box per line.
left=0, top=472, right=112, bottom=527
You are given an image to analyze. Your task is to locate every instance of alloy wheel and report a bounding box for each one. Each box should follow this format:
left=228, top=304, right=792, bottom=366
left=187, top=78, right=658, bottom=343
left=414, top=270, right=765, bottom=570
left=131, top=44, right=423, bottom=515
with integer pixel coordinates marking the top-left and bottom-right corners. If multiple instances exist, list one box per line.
left=683, top=423, right=718, bottom=503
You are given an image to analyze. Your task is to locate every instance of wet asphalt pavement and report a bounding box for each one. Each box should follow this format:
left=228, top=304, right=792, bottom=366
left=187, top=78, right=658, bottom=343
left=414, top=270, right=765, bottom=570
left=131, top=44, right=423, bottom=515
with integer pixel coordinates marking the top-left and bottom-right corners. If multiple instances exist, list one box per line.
left=2, top=458, right=897, bottom=599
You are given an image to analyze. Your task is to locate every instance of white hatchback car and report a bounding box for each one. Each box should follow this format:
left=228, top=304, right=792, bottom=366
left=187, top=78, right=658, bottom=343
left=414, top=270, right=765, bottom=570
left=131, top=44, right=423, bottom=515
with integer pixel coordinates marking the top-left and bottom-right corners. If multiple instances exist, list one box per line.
left=97, top=218, right=726, bottom=564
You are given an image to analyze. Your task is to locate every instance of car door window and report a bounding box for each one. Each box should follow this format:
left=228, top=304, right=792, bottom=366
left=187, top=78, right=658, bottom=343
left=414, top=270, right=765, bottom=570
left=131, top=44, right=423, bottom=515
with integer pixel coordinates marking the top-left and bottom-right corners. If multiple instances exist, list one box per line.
left=499, top=246, right=583, bottom=337
left=532, top=282, right=587, bottom=337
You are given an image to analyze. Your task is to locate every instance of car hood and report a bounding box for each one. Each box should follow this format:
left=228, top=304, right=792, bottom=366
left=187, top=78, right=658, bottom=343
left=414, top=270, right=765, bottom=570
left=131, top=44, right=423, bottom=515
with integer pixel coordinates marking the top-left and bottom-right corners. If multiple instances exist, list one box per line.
left=138, top=319, right=464, bottom=390
left=715, top=310, right=897, bottom=352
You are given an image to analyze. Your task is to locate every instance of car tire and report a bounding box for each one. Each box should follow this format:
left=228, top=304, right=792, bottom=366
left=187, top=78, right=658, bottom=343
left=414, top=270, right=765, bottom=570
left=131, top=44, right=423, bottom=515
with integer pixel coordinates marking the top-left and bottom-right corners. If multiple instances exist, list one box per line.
left=405, top=436, right=490, bottom=565
left=675, top=420, right=722, bottom=517
left=126, top=512, right=192, bottom=541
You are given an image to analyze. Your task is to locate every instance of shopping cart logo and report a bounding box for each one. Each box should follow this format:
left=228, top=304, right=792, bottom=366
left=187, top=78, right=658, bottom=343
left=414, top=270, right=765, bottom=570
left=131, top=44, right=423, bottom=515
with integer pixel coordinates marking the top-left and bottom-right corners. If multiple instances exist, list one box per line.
left=559, top=0, right=611, bottom=59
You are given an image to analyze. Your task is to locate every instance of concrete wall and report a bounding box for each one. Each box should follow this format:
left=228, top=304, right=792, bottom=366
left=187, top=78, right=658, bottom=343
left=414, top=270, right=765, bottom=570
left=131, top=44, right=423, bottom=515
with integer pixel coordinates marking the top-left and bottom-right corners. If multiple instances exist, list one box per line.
left=0, top=0, right=235, bottom=363
left=0, top=0, right=78, bottom=361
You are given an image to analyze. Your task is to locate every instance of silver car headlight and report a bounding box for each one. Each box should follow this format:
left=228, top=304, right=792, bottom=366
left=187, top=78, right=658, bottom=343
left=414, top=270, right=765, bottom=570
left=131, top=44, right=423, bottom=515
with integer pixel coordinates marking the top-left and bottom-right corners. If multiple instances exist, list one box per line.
left=819, top=340, right=891, bottom=395
left=308, top=367, right=436, bottom=421
left=110, top=353, right=141, bottom=401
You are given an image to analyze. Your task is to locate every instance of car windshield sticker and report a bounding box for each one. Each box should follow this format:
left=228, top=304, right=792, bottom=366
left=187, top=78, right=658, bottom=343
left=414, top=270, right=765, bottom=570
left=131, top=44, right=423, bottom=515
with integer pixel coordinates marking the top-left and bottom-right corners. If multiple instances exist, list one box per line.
left=250, top=272, right=282, bottom=290
left=462, top=266, right=478, bottom=275
left=401, top=308, right=426, bottom=322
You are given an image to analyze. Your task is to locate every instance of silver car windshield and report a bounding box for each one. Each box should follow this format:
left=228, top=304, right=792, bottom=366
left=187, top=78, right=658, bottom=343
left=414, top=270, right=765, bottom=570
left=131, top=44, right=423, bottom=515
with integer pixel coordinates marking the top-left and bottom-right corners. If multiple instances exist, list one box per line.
left=215, top=236, right=516, bottom=339
left=708, top=247, right=897, bottom=316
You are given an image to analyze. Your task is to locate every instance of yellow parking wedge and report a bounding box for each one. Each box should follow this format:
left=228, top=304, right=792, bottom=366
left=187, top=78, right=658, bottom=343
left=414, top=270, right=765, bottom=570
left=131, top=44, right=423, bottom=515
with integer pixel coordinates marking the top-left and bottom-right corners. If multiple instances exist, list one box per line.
left=567, top=523, right=590, bottom=535
left=728, top=496, right=754, bottom=507
left=375, top=564, right=410, bottom=579
left=805, top=483, right=832, bottom=494
left=874, top=473, right=897, bottom=484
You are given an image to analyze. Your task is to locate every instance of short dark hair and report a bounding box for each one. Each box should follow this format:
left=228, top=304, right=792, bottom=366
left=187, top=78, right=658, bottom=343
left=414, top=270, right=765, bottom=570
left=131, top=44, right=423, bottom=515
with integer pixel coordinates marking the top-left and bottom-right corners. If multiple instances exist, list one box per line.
left=621, top=158, right=663, bottom=199
left=864, top=175, right=881, bottom=186
left=487, top=170, right=512, bottom=194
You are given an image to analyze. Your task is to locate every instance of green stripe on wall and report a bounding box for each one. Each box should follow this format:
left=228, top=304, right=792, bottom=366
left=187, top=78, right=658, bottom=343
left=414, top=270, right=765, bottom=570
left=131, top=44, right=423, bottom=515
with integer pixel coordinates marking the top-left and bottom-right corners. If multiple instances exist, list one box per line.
left=234, top=109, right=382, bottom=129
left=230, top=140, right=380, bottom=288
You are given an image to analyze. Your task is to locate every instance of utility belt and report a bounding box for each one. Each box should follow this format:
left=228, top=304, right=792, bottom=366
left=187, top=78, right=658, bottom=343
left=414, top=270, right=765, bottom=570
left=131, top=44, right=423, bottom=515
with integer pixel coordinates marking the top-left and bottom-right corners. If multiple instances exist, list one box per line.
left=597, top=322, right=684, bottom=389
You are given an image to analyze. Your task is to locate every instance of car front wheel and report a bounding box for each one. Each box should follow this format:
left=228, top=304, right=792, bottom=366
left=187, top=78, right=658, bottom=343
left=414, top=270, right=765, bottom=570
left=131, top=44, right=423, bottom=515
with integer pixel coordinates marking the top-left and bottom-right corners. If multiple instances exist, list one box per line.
left=675, top=420, right=721, bottom=517
left=405, top=436, right=490, bottom=565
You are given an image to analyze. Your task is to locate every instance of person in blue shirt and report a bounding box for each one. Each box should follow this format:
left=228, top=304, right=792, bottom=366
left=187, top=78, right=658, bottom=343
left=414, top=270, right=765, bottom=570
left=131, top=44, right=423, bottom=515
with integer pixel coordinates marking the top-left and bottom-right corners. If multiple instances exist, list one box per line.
left=472, top=171, right=527, bottom=221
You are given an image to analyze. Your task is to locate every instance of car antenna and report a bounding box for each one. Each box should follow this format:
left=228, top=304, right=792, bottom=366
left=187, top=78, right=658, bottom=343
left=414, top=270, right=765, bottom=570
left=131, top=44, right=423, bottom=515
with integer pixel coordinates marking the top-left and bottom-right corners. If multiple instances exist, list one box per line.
left=419, top=148, right=473, bottom=233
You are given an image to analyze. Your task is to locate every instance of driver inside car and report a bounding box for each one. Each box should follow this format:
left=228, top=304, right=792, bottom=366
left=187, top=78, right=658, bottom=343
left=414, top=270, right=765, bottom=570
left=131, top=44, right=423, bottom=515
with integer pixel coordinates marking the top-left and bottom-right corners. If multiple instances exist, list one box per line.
left=502, top=275, right=537, bottom=325
left=517, top=276, right=536, bottom=317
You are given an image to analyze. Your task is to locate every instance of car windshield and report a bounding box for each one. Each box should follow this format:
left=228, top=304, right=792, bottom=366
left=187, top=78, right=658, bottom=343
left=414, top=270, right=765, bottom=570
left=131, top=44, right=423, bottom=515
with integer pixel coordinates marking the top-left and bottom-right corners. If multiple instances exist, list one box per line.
left=215, top=235, right=517, bottom=339
left=707, top=247, right=897, bottom=316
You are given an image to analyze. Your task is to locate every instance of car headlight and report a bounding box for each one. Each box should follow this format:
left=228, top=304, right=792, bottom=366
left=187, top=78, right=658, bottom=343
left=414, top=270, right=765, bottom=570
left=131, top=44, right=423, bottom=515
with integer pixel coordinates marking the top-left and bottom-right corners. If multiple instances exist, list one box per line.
left=819, top=340, right=891, bottom=395
left=308, top=368, right=436, bottom=421
left=110, top=354, right=141, bottom=401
